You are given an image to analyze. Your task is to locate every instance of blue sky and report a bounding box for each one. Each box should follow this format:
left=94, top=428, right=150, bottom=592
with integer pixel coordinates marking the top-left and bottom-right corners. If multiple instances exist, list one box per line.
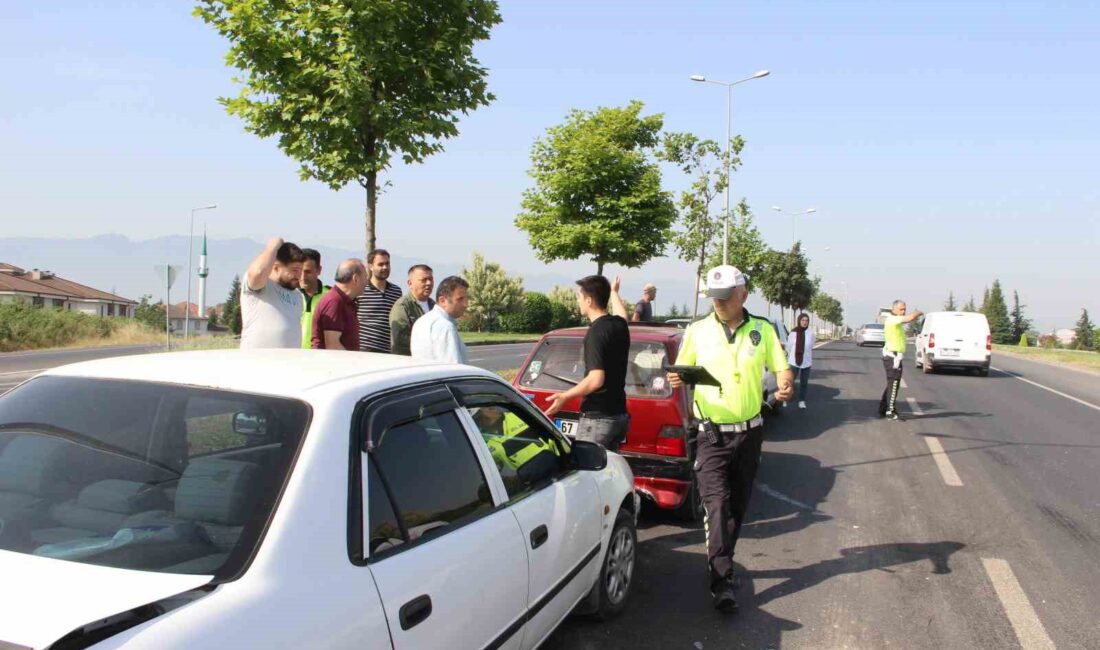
left=1, top=0, right=1097, bottom=331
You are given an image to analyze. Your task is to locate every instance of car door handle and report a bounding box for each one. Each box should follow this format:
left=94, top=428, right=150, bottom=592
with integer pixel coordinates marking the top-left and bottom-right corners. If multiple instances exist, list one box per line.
left=399, top=594, right=432, bottom=631
left=530, top=524, right=549, bottom=549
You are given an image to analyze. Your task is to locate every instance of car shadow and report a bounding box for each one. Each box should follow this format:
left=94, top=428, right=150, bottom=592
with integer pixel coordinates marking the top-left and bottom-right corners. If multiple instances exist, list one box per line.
left=544, top=539, right=966, bottom=649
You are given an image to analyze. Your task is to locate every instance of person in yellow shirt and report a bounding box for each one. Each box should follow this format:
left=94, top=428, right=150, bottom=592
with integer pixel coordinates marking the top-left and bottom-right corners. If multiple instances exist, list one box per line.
left=880, top=300, right=922, bottom=420
left=668, top=265, right=793, bottom=613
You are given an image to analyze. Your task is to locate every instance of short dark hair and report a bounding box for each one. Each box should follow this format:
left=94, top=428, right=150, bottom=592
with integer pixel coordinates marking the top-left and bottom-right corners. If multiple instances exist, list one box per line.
left=276, top=242, right=306, bottom=265
left=575, top=275, right=610, bottom=310
left=301, top=248, right=321, bottom=266
left=367, top=248, right=390, bottom=264
left=408, top=264, right=433, bottom=275
left=436, top=276, right=469, bottom=302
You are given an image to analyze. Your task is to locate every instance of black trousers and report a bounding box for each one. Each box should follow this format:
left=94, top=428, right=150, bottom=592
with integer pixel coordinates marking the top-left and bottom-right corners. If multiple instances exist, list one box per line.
left=880, top=354, right=903, bottom=415
left=695, top=425, right=764, bottom=590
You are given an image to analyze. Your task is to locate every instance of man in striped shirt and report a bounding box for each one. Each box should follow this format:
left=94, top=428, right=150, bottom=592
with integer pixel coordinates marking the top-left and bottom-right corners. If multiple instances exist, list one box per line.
left=357, top=249, right=403, bottom=353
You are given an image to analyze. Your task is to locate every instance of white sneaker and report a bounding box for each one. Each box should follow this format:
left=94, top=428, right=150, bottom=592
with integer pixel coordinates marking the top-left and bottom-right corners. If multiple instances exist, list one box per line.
left=798, top=401, right=806, bottom=409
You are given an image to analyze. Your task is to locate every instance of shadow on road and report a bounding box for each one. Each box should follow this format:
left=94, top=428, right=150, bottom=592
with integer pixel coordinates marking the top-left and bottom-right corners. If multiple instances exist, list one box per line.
left=766, top=390, right=883, bottom=442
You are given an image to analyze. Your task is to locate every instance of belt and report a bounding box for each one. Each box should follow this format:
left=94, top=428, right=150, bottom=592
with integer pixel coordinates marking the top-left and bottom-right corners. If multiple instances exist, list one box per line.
left=698, top=415, right=763, bottom=434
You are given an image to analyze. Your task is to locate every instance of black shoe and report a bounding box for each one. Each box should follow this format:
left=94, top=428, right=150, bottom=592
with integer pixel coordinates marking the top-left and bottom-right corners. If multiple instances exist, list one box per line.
left=712, top=582, right=738, bottom=612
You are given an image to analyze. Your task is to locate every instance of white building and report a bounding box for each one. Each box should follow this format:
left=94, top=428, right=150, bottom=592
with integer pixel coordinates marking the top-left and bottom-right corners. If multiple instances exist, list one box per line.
left=0, top=263, right=135, bottom=317
left=166, top=302, right=209, bottom=337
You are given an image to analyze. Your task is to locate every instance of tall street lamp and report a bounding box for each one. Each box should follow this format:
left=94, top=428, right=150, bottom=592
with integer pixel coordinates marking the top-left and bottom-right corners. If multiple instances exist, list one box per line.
left=691, top=69, right=769, bottom=265
left=186, top=204, right=217, bottom=339
left=771, top=206, right=816, bottom=246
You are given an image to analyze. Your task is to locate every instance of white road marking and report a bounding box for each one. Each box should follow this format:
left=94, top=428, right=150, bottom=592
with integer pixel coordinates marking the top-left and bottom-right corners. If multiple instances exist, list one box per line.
left=923, top=436, right=963, bottom=486
left=756, top=483, right=825, bottom=514
left=991, top=366, right=1100, bottom=412
left=906, top=397, right=923, bottom=416
left=900, top=378, right=909, bottom=389
left=981, top=558, right=1056, bottom=650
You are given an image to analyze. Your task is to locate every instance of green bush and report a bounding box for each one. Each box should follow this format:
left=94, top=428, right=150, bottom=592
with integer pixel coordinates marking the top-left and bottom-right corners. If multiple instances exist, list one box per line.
left=502, top=292, right=554, bottom=333
left=0, top=302, right=119, bottom=352
left=549, top=301, right=579, bottom=329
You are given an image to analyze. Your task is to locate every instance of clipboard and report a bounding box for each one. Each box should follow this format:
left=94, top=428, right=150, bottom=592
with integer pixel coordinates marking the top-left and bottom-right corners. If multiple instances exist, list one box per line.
left=666, top=365, right=721, bottom=387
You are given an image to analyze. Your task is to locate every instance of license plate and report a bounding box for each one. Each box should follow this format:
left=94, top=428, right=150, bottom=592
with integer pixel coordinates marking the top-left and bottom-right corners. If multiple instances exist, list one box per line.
left=941, top=348, right=960, bottom=357
left=555, top=419, right=577, bottom=436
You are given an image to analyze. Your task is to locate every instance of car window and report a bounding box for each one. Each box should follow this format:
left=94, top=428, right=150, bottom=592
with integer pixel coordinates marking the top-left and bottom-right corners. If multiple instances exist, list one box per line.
left=520, top=338, right=673, bottom=398
left=367, top=410, right=494, bottom=556
left=0, top=376, right=310, bottom=581
left=466, top=404, right=571, bottom=500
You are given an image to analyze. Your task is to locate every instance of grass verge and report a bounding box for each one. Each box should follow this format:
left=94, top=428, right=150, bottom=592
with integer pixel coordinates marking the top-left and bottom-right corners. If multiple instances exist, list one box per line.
left=461, top=332, right=542, bottom=345
left=993, top=344, right=1100, bottom=373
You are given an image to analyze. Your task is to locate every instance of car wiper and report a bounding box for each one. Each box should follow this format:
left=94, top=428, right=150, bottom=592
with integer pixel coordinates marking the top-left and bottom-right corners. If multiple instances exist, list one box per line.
left=539, top=371, right=580, bottom=386
left=0, top=422, right=181, bottom=477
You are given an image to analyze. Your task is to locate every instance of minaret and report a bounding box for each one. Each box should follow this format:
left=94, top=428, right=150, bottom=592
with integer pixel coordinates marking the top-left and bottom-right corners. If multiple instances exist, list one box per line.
left=197, top=229, right=209, bottom=322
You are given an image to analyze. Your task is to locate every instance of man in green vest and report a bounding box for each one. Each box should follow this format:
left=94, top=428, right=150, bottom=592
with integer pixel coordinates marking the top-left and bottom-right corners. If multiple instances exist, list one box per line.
left=299, top=248, right=330, bottom=348
left=668, top=264, right=793, bottom=613
left=880, top=299, right=922, bottom=420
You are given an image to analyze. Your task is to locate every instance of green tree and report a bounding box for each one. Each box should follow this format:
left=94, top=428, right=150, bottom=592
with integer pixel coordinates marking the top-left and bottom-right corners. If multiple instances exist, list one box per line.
left=983, top=280, right=1013, bottom=344
left=705, top=200, right=769, bottom=294
left=1009, top=290, right=1032, bottom=344
left=462, top=252, right=523, bottom=332
left=224, top=275, right=243, bottom=336
left=1074, top=308, right=1095, bottom=351
left=757, top=242, right=814, bottom=326
left=660, top=132, right=738, bottom=315
left=980, top=286, right=990, bottom=313
left=516, top=101, right=677, bottom=275
left=194, top=0, right=502, bottom=254
left=207, top=306, right=219, bottom=328
left=547, top=285, right=581, bottom=327
left=134, top=295, right=167, bottom=332
left=962, top=295, right=977, bottom=312
left=500, top=292, right=553, bottom=333
left=944, top=291, right=957, bottom=311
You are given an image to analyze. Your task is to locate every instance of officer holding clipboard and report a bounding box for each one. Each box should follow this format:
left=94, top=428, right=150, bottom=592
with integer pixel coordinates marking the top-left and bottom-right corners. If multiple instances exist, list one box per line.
left=667, top=264, right=794, bottom=612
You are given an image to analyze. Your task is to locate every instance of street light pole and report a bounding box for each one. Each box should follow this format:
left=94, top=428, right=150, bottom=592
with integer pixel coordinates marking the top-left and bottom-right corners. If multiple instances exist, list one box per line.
left=186, top=204, right=216, bottom=339
left=691, top=70, right=769, bottom=265
left=771, top=206, right=817, bottom=246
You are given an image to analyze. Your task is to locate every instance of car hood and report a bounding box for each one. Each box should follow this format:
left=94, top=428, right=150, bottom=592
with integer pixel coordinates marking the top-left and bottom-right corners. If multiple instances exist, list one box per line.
left=0, top=550, right=212, bottom=649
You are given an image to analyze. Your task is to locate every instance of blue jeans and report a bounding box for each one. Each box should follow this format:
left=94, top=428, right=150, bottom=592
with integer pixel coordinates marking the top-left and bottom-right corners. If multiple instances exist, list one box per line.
left=794, top=366, right=811, bottom=401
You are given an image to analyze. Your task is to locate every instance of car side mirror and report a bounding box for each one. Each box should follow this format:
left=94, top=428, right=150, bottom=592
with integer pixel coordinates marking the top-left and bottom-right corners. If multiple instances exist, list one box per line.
left=571, top=440, right=607, bottom=471
left=233, top=411, right=268, bottom=437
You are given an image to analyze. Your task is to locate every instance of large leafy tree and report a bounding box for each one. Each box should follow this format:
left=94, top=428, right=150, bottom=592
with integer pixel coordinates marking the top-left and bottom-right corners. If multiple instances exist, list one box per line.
left=983, top=279, right=1013, bottom=343
left=462, top=252, right=524, bottom=332
left=134, top=295, right=167, bottom=332
left=195, top=0, right=502, bottom=254
left=516, top=101, right=677, bottom=275
left=757, top=242, right=814, bottom=325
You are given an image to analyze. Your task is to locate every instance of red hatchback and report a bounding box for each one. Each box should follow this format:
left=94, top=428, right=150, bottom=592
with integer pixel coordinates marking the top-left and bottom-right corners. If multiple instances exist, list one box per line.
left=513, top=323, right=703, bottom=518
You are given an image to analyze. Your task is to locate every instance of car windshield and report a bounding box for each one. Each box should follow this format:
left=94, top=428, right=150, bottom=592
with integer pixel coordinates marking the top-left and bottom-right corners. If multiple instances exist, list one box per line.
left=0, top=376, right=310, bottom=582
left=519, top=337, right=672, bottom=398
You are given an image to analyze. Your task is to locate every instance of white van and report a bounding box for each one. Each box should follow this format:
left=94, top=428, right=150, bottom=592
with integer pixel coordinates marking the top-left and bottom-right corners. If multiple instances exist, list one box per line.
left=914, top=311, right=992, bottom=376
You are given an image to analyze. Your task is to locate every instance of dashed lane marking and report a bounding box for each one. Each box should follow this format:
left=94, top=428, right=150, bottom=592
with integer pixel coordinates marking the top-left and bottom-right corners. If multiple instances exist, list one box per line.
left=0, top=367, right=47, bottom=377
left=981, top=558, right=1056, bottom=650
left=900, top=378, right=909, bottom=389
left=923, top=435, right=963, bottom=487
left=991, top=367, right=1100, bottom=412
left=906, top=397, right=924, bottom=416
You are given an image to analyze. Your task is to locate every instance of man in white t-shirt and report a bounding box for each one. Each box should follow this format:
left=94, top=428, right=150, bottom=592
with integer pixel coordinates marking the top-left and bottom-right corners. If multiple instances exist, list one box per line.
left=240, top=238, right=306, bottom=349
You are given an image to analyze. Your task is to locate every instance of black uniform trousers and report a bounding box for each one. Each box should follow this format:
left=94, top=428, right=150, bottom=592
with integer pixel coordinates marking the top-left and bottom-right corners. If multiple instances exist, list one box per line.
left=879, top=354, right=903, bottom=416
left=695, top=424, right=764, bottom=591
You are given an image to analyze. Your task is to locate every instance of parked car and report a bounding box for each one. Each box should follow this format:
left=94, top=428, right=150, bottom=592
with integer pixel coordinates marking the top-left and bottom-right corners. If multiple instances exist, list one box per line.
left=915, top=311, right=991, bottom=376
left=0, top=350, right=637, bottom=650
left=760, top=317, right=790, bottom=412
left=664, top=318, right=694, bottom=328
left=856, top=323, right=886, bottom=346
left=513, top=321, right=786, bottom=520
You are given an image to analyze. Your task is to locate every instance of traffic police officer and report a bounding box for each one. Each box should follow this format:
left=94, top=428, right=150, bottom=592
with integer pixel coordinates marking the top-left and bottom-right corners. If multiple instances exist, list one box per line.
left=668, top=265, right=794, bottom=612
left=880, top=299, right=922, bottom=420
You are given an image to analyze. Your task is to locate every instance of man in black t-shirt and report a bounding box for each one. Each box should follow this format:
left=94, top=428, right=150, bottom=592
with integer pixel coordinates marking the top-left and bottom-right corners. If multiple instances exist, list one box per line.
left=545, top=275, right=631, bottom=451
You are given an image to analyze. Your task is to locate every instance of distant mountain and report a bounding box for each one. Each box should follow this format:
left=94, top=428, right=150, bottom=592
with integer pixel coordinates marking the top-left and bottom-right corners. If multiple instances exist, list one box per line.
left=0, top=234, right=587, bottom=306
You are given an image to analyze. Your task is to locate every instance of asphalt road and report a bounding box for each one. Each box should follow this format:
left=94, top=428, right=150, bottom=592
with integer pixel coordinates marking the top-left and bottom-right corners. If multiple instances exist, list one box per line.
left=545, top=341, right=1099, bottom=650
left=0, top=342, right=535, bottom=391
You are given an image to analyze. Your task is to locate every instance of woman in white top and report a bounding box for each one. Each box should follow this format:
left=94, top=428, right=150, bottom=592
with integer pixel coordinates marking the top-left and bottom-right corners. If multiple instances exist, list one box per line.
left=786, top=313, right=814, bottom=409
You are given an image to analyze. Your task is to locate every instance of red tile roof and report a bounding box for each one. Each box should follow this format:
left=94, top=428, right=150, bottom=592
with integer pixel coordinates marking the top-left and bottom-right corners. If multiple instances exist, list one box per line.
left=0, top=263, right=135, bottom=304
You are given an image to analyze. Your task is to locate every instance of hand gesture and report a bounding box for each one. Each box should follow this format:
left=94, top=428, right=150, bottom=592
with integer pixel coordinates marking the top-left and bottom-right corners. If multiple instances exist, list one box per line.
left=544, top=392, right=569, bottom=417
left=611, top=275, right=622, bottom=294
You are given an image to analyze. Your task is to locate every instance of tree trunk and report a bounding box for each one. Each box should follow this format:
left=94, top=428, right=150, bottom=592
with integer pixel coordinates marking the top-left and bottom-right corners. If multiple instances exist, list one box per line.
left=364, top=169, right=378, bottom=255
left=693, top=241, right=706, bottom=319
left=597, top=260, right=604, bottom=276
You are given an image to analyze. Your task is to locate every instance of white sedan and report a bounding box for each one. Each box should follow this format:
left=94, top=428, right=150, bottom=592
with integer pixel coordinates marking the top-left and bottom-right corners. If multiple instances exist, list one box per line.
left=0, top=350, right=638, bottom=650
